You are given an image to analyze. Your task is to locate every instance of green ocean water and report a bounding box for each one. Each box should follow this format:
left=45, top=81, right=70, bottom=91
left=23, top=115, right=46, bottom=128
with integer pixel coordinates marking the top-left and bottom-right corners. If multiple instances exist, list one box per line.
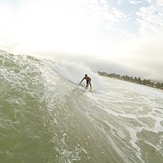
left=0, top=51, right=110, bottom=163
left=1, top=50, right=163, bottom=163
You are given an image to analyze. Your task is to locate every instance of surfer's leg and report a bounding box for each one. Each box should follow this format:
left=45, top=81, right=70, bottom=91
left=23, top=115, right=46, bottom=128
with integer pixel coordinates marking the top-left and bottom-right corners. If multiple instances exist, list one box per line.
left=86, top=80, right=89, bottom=89
left=90, top=82, right=92, bottom=90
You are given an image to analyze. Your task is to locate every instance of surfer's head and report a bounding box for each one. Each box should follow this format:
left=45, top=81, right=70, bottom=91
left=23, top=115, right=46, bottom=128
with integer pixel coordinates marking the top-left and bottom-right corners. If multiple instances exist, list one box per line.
left=85, top=74, right=87, bottom=77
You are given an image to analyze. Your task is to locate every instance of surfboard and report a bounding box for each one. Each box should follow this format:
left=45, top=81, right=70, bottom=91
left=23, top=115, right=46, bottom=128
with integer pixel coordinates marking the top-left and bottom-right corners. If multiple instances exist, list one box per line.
left=88, top=89, right=95, bottom=93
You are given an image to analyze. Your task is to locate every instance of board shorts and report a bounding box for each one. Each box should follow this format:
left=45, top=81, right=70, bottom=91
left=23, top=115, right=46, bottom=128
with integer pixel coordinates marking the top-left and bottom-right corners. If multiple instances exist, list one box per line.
left=86, top=78, right=91, bottom=84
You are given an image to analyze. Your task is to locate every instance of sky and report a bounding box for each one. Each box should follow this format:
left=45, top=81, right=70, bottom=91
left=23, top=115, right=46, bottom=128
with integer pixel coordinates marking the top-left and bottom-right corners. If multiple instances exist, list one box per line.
left=0, top=0, right=163, bottom=81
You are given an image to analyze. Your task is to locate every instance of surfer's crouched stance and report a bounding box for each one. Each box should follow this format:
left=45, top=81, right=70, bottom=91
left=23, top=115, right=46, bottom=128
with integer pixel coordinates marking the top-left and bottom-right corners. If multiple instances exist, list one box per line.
left=79, top=74, right=92, bottom=90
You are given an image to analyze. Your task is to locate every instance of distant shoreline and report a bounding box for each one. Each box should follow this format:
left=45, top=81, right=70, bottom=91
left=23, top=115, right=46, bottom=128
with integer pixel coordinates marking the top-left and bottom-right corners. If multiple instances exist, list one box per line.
left=98, top=71, right=163, bottom=90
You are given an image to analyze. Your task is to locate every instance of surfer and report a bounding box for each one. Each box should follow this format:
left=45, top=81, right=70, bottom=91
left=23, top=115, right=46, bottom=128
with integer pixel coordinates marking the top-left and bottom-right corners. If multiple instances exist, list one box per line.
left=79, top=74, right=92, bottom=90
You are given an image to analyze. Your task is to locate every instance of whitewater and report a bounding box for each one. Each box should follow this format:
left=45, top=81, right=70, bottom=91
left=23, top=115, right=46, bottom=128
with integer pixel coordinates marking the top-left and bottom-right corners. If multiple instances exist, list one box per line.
left=0, top=50, right=163, bottom=163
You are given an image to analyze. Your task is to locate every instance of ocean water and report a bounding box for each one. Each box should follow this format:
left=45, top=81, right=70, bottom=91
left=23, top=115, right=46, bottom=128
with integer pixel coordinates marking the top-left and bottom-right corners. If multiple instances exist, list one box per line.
left=0, top=50, right=163, bottom=163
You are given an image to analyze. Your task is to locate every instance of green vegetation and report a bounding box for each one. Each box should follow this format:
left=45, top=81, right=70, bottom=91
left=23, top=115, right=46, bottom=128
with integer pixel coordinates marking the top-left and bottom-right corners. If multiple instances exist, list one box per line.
left=98, top=71, right=163, bottom=90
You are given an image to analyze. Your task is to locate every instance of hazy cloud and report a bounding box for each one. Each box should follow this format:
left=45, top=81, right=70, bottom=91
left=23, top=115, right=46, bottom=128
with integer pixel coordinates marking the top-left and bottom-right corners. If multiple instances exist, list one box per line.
left=129, top=0, right=143, bottom=5
left=136, top=1, right=163, bottom=36
left=0, top=0, right=163, bottom=81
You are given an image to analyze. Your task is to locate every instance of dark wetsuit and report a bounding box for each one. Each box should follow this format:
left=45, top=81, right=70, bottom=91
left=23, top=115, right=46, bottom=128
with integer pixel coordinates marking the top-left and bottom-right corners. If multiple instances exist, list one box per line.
left=86, top=77, right=91, bottom=84
left=83, top=76, right=91, bottom=84
left=80, top=75, right=92, bottom=90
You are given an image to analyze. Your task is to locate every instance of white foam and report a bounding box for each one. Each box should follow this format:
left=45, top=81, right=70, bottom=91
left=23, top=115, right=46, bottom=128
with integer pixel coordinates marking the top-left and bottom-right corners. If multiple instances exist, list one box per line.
left=41, top=59, right=104, bottom=90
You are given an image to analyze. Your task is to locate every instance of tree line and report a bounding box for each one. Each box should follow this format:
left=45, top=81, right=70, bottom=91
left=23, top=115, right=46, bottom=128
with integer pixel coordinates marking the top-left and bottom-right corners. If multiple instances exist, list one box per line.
left=98, top=71, right=163, bottom=90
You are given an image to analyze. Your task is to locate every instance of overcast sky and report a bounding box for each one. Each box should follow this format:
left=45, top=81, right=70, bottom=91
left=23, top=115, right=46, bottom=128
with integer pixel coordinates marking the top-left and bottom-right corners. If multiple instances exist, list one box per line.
left=0, top=0, right=163, bottom=81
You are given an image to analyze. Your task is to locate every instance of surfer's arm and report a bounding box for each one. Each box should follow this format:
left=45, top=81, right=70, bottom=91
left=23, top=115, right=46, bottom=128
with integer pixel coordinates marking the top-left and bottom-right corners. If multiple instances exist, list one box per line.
left=79, top=77, right=85, bottom=85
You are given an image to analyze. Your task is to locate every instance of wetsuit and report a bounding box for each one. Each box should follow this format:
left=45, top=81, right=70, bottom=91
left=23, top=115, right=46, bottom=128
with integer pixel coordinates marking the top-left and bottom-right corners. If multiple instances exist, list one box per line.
left=86, top=77, right=91, bottom=84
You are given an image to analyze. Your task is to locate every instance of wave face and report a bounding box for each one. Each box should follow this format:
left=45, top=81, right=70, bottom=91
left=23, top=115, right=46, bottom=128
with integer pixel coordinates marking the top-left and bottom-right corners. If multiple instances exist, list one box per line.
left=0, top=50, right=163, bottom=163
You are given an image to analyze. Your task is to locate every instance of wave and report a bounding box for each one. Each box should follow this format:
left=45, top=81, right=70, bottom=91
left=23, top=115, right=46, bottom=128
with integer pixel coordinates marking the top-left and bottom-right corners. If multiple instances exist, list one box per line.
left=0, top=50, right=109, bottom=163
left=1, top=50, right=163, bottom=163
